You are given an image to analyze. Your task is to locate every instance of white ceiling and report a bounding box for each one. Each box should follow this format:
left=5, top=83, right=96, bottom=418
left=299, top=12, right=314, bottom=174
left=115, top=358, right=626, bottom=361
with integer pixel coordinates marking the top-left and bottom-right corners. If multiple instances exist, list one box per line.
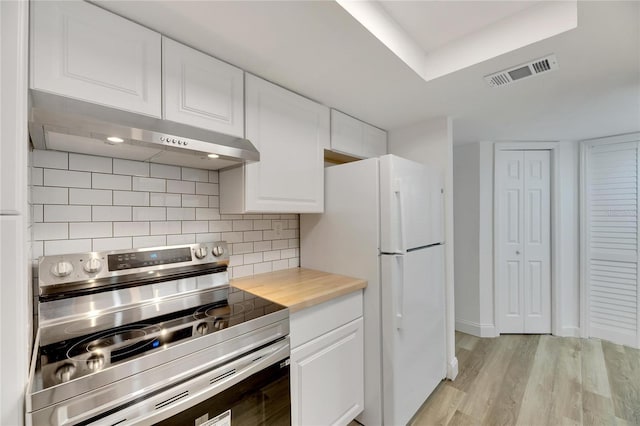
left=378, top=1, right=540, bottom=52
left=95, top=1, right=640, bottom=145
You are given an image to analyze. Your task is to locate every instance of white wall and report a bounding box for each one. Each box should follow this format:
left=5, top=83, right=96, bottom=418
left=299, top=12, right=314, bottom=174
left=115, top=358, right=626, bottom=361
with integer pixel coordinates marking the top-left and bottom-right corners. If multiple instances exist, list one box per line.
left=453, top=140, right=580, bottom=337
left=452, top=143, right=480, bottom=333
left=388, top=116, right=458, bottom=379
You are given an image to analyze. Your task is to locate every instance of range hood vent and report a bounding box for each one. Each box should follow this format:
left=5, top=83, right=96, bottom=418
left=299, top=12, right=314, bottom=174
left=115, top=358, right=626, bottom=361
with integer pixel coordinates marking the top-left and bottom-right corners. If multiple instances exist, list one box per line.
left=484, top=54, right=559, bottom=88
left=28, top=91, right=259, bottom=170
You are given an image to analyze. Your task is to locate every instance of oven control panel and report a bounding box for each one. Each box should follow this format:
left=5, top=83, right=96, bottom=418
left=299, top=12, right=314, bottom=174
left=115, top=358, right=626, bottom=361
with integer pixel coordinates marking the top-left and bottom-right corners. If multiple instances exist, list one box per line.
left=38, top=242, right=229, bottom=297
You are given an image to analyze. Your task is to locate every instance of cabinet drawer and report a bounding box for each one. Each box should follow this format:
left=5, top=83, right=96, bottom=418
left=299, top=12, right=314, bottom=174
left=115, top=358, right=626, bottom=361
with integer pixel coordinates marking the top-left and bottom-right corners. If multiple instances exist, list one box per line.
left=290, top=290, right=362, bottom=349
left=291, top=317, right=364, bottom=426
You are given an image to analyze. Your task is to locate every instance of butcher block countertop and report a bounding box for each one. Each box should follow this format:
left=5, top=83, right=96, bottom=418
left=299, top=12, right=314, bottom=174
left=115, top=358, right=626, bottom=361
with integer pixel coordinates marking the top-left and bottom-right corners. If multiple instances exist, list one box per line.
left=231, top=268, right=366, bottom=313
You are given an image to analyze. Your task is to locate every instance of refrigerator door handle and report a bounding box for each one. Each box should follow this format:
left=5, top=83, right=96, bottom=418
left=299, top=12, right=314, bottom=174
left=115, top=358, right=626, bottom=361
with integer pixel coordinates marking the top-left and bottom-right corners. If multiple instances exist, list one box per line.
left=395, top=254, right=404, bottom=330
left=394, top=178, right=407, bottom=254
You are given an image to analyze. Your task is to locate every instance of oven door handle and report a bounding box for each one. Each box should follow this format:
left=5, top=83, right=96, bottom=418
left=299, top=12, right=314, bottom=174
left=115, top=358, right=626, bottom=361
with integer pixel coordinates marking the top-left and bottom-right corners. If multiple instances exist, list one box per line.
left=91, top=338, right=290, bottom=426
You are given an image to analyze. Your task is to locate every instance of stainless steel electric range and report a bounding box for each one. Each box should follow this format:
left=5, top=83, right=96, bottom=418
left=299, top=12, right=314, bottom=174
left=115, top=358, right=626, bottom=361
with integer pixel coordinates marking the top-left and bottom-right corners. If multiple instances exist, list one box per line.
left=26, top=242, right=291, bottom=426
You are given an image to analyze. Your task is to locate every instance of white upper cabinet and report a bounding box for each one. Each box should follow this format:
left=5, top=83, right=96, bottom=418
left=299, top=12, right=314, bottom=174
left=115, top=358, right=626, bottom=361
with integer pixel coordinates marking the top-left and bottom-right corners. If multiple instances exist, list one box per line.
left=220, top=74, right=329, bottom=213
left=30, top=1, right=162, bottom=117
left=162, top=37, right=244, bottom=136
left=330, top=109, right=387, bottom=159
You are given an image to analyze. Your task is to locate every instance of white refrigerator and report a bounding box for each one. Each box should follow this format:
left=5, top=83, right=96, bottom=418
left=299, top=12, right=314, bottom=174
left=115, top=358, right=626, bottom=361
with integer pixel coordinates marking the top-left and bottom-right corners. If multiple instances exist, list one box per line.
left=301, top=154, right=446, bottom=426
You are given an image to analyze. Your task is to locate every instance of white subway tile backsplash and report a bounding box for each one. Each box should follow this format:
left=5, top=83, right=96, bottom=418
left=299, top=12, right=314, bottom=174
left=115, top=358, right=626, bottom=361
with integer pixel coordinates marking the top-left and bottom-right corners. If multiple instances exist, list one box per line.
left=221, top=231, right=243, bottom=243
left=113, top=191, right=149, bottom=206
left=31, top=151, right=298, bottom=280
left=44, top=169, right=91, bottom=188
left=33, top=205, right=44, bottom=223
left=150, top=193, right=180, bottom=207
left=167, top=234, right=195, bottom=245
left=195, top=208, right=219, bottom=221
left=92, top=237, right=132, bottom=251
left=232, top=242, right=253, bottom=254
left=114, top=222, right=149, bottom=237
left=32, top=168, right=43, bottom=186
left=254, top=262, right=272, bottom=275
left=264, top=250, right=281, bottom=261
left=133, top=207, right=166, bottom=221
left=195, top=233, right=221, bottom=243
left=272, top=259, right=289, bottom=271
left=272, top=239, right=289, bottom=250
left=244, top=252, right=263, bottom=264
left=114, top=159, right=149, bottom=177
left=34, top=223, right=68, bottom=241
left=69, top=154, right=112, bottom=173
left=44, top=205, right=91, bottom=222
left=167, top=207, right=195, bottom=221
left=181, top=167, right=209, bottom=182
left=182, top=221, right=208, bottom=234
left=182, top=195, right=208, bottom=208
left=92, top=173, right=131, bottom=190
left=133, top=235, right=166, bottom=248
left=195, top=182, right=218, bottom=196
left=167, top=180, right=195, bottom=194
left=150, top=221, right=181, bottom=235
left=93, top=206, right=131, bottom=222
left=253, top=241, right=272, bottom=252
left=69, top=222, right=112, bottom=239
left=233, top=220, right=253, bottom=231
left=209, top=221, right=232, bottom=233
left=233, top=265, right=253, bottom=278
left=32, top=187, right=68, bottom=205
left=32, top=150, right=68, bottom=169
left=151, top=163, right=181, bottom=179
left=69, top=188, right=112, bottom=205
left=133, top=177, right=165, bottom=192
left=243, top=231, right=263, bottom=242
left=44, top=239, right=91, bottom=256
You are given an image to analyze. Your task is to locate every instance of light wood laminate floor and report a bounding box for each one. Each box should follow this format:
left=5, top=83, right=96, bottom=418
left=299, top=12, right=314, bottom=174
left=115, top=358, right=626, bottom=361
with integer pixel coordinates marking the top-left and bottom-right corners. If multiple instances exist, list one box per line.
left=410, top=332, right=640, bottom=426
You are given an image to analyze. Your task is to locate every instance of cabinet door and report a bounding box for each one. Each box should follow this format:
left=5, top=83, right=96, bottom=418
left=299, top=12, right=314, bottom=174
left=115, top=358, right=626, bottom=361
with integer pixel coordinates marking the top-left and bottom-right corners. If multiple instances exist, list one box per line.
left=30, top=1, right=161, bottom=117
left=362, top=123, right=387, bottom=158
left=291, top=318, right=364, bottom=426
left=162, top=37, right=244, bottom=137
left=244, top=74, right=328, bottom=213
left=330, top=109, right=363, bottom=158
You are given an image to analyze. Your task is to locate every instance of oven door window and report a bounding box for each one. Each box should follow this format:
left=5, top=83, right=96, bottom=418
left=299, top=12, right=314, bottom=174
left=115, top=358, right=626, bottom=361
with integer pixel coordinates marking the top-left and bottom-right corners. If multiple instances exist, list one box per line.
left=157, top=361, right=290, bottom=426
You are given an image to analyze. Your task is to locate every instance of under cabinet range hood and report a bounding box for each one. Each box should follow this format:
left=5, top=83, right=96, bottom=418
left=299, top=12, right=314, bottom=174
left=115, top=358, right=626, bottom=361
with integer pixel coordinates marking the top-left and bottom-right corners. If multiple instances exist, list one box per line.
left=28, top=91, right=259, bottom=170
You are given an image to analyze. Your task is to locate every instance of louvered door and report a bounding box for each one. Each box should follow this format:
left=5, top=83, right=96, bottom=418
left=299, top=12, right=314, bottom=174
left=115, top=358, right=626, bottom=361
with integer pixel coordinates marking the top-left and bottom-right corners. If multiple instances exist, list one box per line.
left=585, top=138, right=640, bottom=348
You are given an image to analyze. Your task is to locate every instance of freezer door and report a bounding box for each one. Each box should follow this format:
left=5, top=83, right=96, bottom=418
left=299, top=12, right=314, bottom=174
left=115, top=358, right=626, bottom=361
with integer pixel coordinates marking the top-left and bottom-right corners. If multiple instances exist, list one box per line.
left=380, top=155, right=443, bottom=253
left=381, top=246, right=446, bottom=426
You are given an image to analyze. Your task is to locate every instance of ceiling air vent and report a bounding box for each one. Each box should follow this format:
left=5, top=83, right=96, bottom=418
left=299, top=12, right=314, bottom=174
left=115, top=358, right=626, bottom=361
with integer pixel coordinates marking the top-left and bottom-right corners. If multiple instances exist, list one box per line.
left=485, top=54, right=558, bottom=88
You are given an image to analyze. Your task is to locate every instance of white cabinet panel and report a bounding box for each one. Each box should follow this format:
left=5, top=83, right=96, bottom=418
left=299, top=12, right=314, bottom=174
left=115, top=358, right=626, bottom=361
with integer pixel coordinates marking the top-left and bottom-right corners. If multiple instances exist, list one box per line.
left=162, top=37, right=244, bottom=136
left=330, top=109, right=386, bottom=159
left=30, top=1, right=161, bottom=117
left=291, top=318, right=364, bottom=426
left=220, top=74, right=328, bottom=213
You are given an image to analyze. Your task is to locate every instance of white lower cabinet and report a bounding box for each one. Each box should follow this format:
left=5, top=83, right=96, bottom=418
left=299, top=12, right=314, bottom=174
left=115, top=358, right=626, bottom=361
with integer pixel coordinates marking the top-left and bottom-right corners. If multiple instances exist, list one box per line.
left=289, top=292, right=364, bottom=426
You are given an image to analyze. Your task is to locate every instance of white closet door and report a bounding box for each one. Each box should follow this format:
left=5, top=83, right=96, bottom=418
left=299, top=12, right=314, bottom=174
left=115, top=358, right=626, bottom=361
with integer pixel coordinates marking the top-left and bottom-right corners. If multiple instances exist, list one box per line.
left=585, top=139, right=640, bottom=348
left=496, top=150, right=551, bottom=334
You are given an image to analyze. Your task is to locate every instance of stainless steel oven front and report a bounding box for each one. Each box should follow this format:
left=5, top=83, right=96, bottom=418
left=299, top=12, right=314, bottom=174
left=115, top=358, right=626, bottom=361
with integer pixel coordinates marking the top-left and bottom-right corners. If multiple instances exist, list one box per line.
left=26, top=242, right=291, bottom=426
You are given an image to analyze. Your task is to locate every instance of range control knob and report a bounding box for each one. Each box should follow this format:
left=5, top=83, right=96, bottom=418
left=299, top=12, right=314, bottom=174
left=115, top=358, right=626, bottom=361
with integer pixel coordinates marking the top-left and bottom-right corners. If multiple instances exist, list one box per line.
left=55, top=363, right=76, bottom=383
left=86, top=353, right=105, bottom=371
left=196, top=322, right=208, bottom=335
left=212, top=246, right=225, bottom=257
left=194, top=247, right=208, bottom=260
left=51, top=261, right=74, bottom=278
left=83, top=258, right=102, bottom=274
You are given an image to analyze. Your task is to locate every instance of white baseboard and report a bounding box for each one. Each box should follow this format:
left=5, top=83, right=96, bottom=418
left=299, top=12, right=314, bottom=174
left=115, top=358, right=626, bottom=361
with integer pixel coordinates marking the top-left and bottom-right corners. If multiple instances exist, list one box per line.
left=455, top=319, right=498, bottom=337
left=446, top=356, right=458, bottom=380
left=558, top=326, right=580, bottom=337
